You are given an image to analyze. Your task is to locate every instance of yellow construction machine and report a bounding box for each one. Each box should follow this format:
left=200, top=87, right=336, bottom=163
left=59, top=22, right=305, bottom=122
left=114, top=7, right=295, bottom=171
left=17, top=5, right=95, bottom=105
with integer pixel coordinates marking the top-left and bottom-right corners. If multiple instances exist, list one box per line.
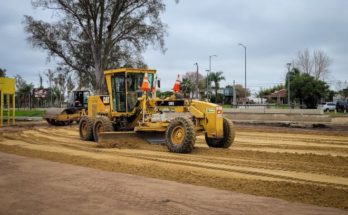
left=79, top=68, right=235, bottom=153
left=44, top=90, right=90, bottom=125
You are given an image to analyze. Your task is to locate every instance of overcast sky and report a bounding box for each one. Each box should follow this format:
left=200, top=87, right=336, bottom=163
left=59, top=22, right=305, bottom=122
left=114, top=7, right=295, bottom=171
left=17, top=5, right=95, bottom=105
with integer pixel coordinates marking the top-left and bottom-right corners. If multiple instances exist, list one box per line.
left=1, top=0, right=347, bottom=95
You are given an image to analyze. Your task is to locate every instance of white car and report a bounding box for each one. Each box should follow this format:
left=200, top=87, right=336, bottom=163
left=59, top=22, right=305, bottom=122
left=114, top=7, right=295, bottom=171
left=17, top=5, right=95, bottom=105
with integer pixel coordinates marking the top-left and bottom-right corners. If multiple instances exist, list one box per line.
left=317, top=102, right=336, bottom=112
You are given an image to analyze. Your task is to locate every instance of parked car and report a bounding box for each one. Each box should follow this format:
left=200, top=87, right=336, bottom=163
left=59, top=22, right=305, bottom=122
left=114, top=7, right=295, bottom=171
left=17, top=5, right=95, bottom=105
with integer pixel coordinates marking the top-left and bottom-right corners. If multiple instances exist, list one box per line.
left=336, top=100, right=348, bottom=112
left=317, top=102, right=336, bottom=112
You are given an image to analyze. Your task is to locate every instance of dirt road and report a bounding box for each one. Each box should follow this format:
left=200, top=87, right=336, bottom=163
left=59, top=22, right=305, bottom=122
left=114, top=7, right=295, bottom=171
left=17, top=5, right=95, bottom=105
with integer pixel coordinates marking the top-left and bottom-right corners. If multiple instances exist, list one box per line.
left=1, top=152, right=346, bottom=215
left=0, top=123, right=347, bottom=210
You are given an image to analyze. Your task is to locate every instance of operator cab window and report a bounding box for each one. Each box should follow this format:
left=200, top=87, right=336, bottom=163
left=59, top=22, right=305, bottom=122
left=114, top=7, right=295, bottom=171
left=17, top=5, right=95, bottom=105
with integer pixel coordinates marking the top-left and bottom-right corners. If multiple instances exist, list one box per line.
left=112, top=73, right=126, bottom=112
left=126, top=72, right=154, bottom=112
left=83, top=91, right=89, bottom=108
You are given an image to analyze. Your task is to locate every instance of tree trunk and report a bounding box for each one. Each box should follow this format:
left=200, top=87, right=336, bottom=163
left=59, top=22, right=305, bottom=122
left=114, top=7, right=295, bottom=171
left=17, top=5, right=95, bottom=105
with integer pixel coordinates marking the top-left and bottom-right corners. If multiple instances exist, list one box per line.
left=215, top=88, right=217, bottom=103
left=94, top=66, right=103, bottom=94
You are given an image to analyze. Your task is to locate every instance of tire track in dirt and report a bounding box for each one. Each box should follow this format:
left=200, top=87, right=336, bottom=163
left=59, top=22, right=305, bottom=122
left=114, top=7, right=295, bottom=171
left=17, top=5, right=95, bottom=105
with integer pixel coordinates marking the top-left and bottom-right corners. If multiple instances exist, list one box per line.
left=101, top=151, right=348, bottom=188
left=105, top=148, right=348, bottom=178
left=14, top=127, right=348, bottom=170
left=6, top=129, right=348, bottom=175
left=3, top=128, right=348, bottom=188
left=1, top=125, right=348, bottom=209
left=237, top=131, right=348, bottom=145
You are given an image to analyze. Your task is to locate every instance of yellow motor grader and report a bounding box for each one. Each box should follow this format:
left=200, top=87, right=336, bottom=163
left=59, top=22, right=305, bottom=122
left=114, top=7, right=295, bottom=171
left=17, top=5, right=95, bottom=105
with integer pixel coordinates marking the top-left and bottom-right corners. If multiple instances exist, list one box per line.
left=79, top=68, right=235, bottom=153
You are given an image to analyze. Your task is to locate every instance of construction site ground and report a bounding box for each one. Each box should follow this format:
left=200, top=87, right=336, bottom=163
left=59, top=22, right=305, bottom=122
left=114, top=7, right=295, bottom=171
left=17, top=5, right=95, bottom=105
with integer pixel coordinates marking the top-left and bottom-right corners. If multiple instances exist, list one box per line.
left=0, top=121, right=347, bottom=214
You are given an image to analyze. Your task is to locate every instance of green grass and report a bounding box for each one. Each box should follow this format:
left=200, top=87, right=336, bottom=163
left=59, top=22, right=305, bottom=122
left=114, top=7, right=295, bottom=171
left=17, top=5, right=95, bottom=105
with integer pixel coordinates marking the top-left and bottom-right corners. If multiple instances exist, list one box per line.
left=274, top=104, right=290, bottom=109
left=3, top=109, right=44, bottom=117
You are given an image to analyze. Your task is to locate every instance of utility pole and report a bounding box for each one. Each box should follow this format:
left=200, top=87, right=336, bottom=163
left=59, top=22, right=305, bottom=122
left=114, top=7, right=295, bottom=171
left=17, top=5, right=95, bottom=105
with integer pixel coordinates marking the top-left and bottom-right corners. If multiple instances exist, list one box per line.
left=238, top=43, right=247, bottom=104
left=47, top=69, right=53, bottom=107
left=194, top=62, right=199, bottom=99
left=286, top=63, right=291, bottom=109
left=205, top=70, right=209, bottom=100
left=233, top=80, right=236, bottom=107
left=208, top=55, right=217, bottom=100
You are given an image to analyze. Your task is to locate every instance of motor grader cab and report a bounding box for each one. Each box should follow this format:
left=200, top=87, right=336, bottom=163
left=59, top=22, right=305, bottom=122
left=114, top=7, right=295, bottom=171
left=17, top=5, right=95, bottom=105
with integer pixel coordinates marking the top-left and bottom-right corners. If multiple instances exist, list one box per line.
left=79, top=68, right=235, bottom=153
left=44, top=90, right=90, bottom=125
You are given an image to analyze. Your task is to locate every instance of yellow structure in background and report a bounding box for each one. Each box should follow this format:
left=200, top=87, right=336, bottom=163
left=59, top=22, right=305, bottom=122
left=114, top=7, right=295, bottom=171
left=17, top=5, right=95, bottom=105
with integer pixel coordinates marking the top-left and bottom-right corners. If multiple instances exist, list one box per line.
left=0, top=77, right=16, bottom=126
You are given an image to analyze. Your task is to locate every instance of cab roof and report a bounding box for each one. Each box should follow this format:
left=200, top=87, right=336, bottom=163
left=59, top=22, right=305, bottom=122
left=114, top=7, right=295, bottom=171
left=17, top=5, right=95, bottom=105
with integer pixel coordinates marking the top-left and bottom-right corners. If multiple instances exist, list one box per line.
left=104, top=68, right=157, bottom=75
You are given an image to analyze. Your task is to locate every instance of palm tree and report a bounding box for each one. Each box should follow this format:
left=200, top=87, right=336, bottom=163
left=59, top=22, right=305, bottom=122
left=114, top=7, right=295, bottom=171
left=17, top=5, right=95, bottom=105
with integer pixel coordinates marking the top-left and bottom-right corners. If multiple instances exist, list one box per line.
left=208, top=71, right=225, bottom=102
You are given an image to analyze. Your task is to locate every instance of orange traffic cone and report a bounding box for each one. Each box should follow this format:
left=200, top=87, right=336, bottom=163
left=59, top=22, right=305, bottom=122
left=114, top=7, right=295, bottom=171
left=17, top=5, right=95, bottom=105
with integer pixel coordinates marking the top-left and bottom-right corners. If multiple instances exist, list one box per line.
left=141, top=72, right=150, bottom=92
left=172, top=74, right=181, bottom=92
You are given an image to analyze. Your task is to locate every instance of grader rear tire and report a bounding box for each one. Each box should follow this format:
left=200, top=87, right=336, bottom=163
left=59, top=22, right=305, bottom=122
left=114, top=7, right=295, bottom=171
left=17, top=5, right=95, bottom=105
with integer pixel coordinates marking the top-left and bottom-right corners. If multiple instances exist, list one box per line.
left=165, top=117, right=196, bottom=153
left=205, top=118, right=235, bottom=148
left=93, top=116, right=113, bottom=142
left=79, top=116, right=94, bottom=141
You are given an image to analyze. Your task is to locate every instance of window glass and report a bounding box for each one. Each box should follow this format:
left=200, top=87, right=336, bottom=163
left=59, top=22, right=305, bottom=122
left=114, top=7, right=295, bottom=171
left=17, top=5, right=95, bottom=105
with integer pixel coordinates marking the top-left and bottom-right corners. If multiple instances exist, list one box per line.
left=126, top=72, right=154, bottom=112
left=112, top=73, right=126, bottom=112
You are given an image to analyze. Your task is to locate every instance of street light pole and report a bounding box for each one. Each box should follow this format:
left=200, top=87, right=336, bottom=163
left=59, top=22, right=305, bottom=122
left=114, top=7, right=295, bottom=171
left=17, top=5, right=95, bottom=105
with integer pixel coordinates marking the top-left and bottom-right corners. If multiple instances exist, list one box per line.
left=205, top=69, right=209, bottom=100
left=194, top=62, right=199, bottom=99
left=208, top=55, right=217, bottom=100
left=286, top=63, right=291, bottom=109
left=238, top=43, right=247, bottom=103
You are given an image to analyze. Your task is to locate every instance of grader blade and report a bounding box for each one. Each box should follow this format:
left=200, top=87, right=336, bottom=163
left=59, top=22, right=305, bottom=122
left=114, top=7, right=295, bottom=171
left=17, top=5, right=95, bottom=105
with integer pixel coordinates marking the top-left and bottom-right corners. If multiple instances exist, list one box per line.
left=97, top=131, right=165, bottom=148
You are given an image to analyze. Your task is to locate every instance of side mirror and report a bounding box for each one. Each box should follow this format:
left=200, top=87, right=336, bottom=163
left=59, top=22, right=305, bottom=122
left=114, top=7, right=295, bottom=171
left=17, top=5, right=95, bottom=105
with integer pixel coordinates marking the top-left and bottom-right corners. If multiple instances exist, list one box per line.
left=157, top=80, right=161, bottom=88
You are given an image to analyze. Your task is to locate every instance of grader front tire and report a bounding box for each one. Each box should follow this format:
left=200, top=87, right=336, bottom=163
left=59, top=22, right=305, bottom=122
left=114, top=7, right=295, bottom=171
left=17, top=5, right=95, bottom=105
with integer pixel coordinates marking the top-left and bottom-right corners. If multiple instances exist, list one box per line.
left=79, top=116, right=94, bottom=141
left=165, top=117, right=196, bottom=153
left=205, top=118, right=235, bottom=148
left=93, top=116, right=113, bottom=142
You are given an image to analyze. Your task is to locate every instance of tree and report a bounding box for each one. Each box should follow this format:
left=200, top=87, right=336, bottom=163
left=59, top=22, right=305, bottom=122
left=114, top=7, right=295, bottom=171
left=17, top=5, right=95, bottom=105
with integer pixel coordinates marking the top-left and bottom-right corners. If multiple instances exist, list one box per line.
left=294, top=49, right=330, bottom=80
left=50, top=86, right=63, bottom=106
left=14, top=75, right=26, bottom=91
left=182, top=71, right=206, bottom=99
left=258, top=84, right=284, bottom=97
left=44, top=69, right=54, bottom=88
left=44, top=69, right=55, bottom=106
left=340, top=87, right=348, bottom=99
left=257, top=84, right=284, bottom=103
left=313, top=50, right=331, bottom=80
left=158, top=90, right=172, bottom=99
left=14, top=75, right=34, bottom=108
left=39, top=73, right=43, bottom=88
left=287, top=68, right=330, bottom=108
left=24, top=0, right=168, bottom=92
left=295, top=49, right=312, bottom=75
left=0, top=68, right=6, bottom=77
left=208, top=71, right=225, bottom=103
left=66, top=75, right=75, bottom=93
left=234, top=84, right=250, bottom=102
left=182, top=71, right=206, bottom=96
left=181, top=78, right=194, bottom=98
left=53, top=73, right=67, bottom=107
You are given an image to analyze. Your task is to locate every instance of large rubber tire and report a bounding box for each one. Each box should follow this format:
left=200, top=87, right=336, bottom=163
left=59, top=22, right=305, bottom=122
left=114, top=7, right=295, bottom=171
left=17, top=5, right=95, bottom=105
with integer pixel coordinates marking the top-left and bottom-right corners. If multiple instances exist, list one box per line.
left=45, top=118, right=56, bottom=126
left=93, top=116, right=114, bottom=142
left=79, top=116, right=95, bottom=141
left=165, top=117, right=196, bottom=153
left=205, top=118, right=235, bottom=148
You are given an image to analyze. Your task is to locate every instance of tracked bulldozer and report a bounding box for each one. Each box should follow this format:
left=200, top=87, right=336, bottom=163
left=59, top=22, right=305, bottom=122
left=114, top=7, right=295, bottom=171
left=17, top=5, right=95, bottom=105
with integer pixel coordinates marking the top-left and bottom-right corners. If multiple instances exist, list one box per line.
left=79, top=68, right=235, bottom=153
left=44, top=90, right=90, bottom=126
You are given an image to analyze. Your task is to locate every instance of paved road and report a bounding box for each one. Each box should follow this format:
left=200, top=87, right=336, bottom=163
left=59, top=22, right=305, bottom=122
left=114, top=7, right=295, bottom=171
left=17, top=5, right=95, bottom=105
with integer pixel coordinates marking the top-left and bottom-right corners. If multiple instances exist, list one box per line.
left=0, top=152, right=346, bottom=215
